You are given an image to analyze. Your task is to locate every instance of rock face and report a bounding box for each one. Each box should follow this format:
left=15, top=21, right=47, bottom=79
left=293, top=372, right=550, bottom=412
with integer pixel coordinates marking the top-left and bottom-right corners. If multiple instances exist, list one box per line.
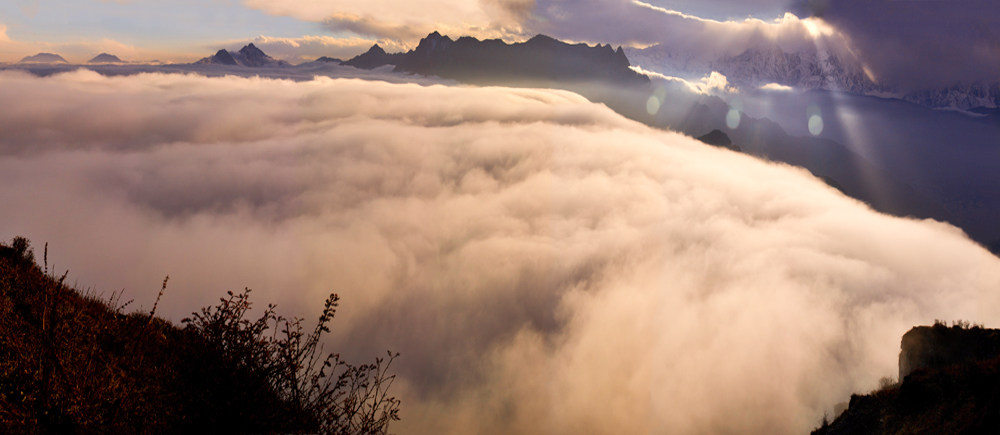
left=342, top=31, right=648, bottom=87
left=195, top=44, right=288, bottom=67
left=898, top=323, right=1000, bottom=380
left=626, top=43, right=1000, bottom=110
left=19, top=53, right=68, bottom=64
left=812, top=324, right=1000, bottom=435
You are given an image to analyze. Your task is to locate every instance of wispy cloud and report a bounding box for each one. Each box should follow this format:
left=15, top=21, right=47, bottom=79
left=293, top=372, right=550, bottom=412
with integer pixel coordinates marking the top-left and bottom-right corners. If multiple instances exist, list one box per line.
left=631, top=66, right=735, bottom=94
left=321, top=13, right=433, bottom=42
left=761, top=82, right=794, bottom=91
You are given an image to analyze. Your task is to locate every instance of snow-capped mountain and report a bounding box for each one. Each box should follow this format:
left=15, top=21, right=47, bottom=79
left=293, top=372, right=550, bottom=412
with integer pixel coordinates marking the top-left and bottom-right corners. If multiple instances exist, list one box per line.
left=626, top=44, right=883, bottom=94
left=710, top=45, right=884, bottom=95
left=626, top=44, right=1000, bottom=110
left=623, top=45, right=711, bottom=79
left=904, top=83, right=1000, bottom=111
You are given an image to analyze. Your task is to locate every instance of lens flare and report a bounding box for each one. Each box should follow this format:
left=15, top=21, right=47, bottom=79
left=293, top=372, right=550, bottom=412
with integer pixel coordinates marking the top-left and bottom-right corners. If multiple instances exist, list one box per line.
left=726, top=108, right=741, bottom=129
left=808, top=115, right=823, bottom=135
left=806, top=103, right=823, bottom=135
left=646, top=96, right=660, bottom=115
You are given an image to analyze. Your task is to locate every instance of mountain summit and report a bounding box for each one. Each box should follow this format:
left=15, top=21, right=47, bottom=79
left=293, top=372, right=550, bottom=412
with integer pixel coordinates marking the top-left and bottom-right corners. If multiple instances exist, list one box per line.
left=19, top=53, right=68, bottom=64
left=196, top=43, right=288, bottom=67
left=88, top=53, right=124, bottom=64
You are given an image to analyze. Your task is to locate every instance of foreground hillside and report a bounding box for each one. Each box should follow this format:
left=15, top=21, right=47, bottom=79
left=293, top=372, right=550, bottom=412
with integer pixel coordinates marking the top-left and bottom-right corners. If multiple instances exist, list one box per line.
left=0, top=237, right=398, bottom=435
left=814, top=322, right=1000, bottom=435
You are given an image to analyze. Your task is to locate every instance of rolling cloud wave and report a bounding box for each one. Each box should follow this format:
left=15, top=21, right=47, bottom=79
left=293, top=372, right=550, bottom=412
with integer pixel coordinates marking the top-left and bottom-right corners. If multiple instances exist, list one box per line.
left=1, top=69, right=998, bottom=434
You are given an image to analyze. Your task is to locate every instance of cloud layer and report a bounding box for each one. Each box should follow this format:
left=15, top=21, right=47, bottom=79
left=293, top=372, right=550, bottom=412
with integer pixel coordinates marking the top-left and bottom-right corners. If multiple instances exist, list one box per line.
left=1, top=70, right=999, bottom=435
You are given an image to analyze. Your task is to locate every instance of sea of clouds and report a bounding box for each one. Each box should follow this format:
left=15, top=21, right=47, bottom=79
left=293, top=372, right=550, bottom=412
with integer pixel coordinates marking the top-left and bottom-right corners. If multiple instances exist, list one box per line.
left=1, top=69, right=999, bottom=435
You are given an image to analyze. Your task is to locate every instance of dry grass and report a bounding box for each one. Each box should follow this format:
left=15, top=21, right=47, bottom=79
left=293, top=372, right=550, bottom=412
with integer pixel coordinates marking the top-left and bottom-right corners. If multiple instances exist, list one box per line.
left=0, top=237, right=399, bottom=435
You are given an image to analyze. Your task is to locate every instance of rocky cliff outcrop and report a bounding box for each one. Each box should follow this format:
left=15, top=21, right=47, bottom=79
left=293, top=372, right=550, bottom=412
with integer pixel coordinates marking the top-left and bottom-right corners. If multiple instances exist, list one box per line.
left=813, top=323, right=1000, bottom=435
left=899, top=322, right=1000, bottom=380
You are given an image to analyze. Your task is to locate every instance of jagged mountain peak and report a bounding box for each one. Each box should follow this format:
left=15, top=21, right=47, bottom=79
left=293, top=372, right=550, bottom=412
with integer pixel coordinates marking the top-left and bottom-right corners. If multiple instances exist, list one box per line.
left=195, top=44, right=287, bottom=67
left=239, top=43, right=264, bottom=55
left=338, top=31, right=648, bottom=86
left=238, top=43, right=275, bottom=67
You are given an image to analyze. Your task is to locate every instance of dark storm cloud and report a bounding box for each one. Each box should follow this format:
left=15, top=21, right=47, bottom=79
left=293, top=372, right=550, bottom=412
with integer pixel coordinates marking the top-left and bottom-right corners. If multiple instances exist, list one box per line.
left=513, top=0, right=998, bottom=90
left=798, top=0, right=1000, bottom=89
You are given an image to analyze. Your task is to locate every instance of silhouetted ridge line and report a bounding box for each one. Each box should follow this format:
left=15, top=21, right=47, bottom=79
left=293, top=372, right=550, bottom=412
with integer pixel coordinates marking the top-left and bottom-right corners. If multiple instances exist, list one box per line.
left=342, top=31, right=649, bottom=87
left=341, top=44, right=407, bottom=70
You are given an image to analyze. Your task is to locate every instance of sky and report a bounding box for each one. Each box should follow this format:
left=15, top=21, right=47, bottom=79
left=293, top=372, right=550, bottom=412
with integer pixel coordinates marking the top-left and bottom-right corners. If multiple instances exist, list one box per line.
left=2, top=68, right=1000, bottom=435
left=1, top=0, right=997, bottom=89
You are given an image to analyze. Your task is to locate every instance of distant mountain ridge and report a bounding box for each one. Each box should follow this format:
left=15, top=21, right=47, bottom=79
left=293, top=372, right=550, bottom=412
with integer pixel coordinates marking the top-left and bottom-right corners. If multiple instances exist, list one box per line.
left=342, top=31, right=649, bottom=87
left=196, top=43, right=289, bottom=67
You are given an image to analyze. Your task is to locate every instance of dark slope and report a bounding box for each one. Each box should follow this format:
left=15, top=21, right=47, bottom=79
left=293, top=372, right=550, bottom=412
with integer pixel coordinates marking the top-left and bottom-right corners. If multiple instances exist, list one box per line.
left=730, top=113, right=953, bottom=222
left=633, top=82, right=953, bottom=224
